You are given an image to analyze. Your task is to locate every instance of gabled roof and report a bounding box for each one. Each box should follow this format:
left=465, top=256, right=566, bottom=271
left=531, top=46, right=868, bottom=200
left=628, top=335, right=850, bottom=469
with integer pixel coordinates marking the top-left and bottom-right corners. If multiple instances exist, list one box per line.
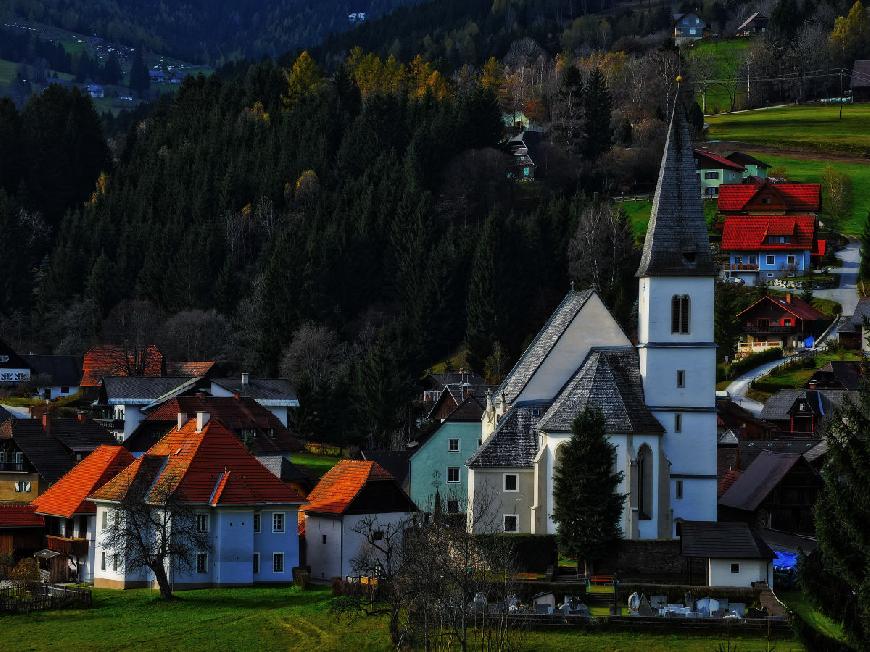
left=31, top=445, right=134, bottom=518
left=736, top=294, right=825, bottom=322
left=850, top=297, right=870, bottom=327
left=80, top=345, right=164, bottom=387
left=426, top=371, right=485, bottom=390
left=717, top=182, right=821, bottom=213
left=358, top=450, right=411, bottom=487
left=680, top=521, right=774, bottom=560
left=445, top=394, right=485, bottom=422
left=719, top=451, right=806, bottom=512
left=637, top=105, right=715, bottom=277
left=0, top=338, right=28, bottom=370
left=738, top=439, right=822, bottom=470
left=726, top=151, right=770, bottom=169
left=22, top=355, right=81, bottom=387
left=537, top=348, right=664, bottom=435
left=694, top=148, right=745, bottom=172
left=495, top=289, right=595, bottom=405
left=165, top=361, right=216, bottom=377
left=255, top=454, right=315, bottom=491
left=211, top=377, right=298, bottom=406
left=0, top=504, right=44, bottom=529
left=721, top=215, right=816, bottom=251
left=102, top=376, right=196, bottom=405
left=91, top=418, right=306, bottom=506
left=467, top=402, right=550, bottom=469
left=302, top=460, right=415, bottom=516
left=760, top=389, right=855, bottom=422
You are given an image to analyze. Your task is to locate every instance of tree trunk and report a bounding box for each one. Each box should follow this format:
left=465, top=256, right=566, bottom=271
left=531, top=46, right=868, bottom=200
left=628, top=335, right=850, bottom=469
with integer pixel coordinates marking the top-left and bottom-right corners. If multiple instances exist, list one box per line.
left=151, top=562, right=173, bottom=600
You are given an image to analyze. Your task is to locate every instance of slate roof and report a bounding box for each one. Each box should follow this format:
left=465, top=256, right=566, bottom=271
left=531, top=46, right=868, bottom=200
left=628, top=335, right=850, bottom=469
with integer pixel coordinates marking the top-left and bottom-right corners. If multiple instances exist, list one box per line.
left=717, top=182, right=821, bottom=213
left=91, top=418, right=306, bottom=506
left=680, top=521, right=774, bottom=560
left=726, top=151, right=770, bottom=169
left=495, top=289, right=595, bottom=405
left=537, top=348, right=664, bottom=435
left=80, top=345, right=164, bottom=387
left=0, top=504, right=44, bottom=528
left=721, top=215, right=817, bottom=251
left=738, top=439, right=822, bottom=470
left=445, top=395, right=485, bottom=422
left=102, top=376, right=194, bottom=404
left=165, top=361, right=216, bottom=377
left=256, top=454, right=315, bottom=492
left=467, top=402, right=550, bottom=469
left=849, top=297, right=870, bottom=327
left=31, top=445, right=134, bottom=518
left=760, top=389, right=855, bottom=422
left=302, top=460, right=415, bottom=516
left=637, top=104, right=715, bottom=277
left=211, top=377, right=298, bottom=405
left=719, top=451, right=804, bottom=512
left=359, top=450, right=411, bottom=488
left=22, top=355, right=81, bottom=387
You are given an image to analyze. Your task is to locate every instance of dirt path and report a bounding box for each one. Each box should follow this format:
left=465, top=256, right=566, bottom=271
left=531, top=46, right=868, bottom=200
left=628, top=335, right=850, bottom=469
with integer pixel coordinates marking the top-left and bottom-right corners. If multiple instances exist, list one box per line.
left=704, top=140, right=869, bottom=163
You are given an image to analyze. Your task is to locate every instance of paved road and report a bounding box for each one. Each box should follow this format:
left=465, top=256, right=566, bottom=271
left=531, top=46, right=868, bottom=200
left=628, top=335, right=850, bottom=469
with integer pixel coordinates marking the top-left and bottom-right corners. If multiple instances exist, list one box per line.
left=814, top=240, right=860, bottom=316
left=724, top=356, right=797, bottom=415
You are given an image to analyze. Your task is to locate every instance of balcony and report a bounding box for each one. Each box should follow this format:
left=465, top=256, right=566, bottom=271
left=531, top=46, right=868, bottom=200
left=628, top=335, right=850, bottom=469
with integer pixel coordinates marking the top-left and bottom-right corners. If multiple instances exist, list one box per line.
left=46, top=535, right=89, bottom=558
left=743, top=323, right=796, bottom=334
left=726, top=263, right=759, bottom=271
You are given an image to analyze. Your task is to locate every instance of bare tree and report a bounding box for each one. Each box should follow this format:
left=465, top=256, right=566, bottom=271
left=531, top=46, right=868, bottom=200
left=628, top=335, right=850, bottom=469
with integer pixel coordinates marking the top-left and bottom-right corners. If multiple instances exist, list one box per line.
left=102, top=299, right=165, bottom=374
left=280, top=321, right=350, bottom=393
left=99, top=466, right=211, bottom=600
left=160, top=309, right=231, bottom=361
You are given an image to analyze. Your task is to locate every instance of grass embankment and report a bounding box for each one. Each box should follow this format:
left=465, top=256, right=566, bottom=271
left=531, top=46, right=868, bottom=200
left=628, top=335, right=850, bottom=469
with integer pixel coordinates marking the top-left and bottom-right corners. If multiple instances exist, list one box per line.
left=291, top=452, right=342, bottom=478
left=748, top=349, right=863, bottom=401
left=779, top=590, right=847, bottom=643
left=686, top=38, right=754, bottom=114
left=0, top=586, right=805, bottom=651
left=621, top=199, right=717, bottom=239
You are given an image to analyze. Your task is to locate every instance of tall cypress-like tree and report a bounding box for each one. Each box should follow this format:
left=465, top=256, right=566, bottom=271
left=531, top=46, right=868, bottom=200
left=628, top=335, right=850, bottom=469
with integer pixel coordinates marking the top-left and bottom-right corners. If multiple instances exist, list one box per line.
left=465, top=214, right=500, bottom=371
left=552, top=406, right=624, bottom=575
left=583, top=67, right=612, bottom=161
left=129, top=48, right=150, bottom=97
left=552, top=65, right=584, bottom=156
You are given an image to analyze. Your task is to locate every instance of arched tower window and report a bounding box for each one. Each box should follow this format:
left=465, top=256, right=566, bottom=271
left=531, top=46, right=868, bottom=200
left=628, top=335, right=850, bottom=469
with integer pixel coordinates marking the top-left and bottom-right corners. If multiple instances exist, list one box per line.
left=636, top=445, right=653, bottom=521
left=671, top=295, right=690, bottom=334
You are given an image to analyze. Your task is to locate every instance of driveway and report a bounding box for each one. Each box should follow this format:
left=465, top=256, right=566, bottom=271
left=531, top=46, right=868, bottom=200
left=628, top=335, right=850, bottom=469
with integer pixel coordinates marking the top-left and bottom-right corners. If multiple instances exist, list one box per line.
left=814, top=241, right=860, bottom=316
left=724, top=356, right=796, bottom=415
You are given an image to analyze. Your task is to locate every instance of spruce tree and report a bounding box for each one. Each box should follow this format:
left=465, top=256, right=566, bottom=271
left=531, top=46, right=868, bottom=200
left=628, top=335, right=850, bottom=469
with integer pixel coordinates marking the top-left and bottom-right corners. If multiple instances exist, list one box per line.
left=552, top=406, right=624, bottom=575
left=466, top=214, right=499, bottom=371
left=583, top=67, right=612, bottom=161
left=129, top=48, right=150, bottom=97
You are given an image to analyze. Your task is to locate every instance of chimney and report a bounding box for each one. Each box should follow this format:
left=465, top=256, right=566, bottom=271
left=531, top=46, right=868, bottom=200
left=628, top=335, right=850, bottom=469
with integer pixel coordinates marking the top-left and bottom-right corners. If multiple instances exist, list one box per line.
left=41, top=412, right=50, bottom=432
left=196, top=411, right=210, bottom=432
left=76, top=411, right=86, bottom=424
left=177, top=412, right=185, bottom=430
left=241, top=372, right=249, bottom=385
left=785, top=292, right=792, bottom=304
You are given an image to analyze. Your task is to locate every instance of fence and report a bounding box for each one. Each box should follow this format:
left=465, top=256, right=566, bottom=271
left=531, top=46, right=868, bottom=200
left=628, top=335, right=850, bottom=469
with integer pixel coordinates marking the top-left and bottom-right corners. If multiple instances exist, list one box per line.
left=0, top=583, right=92, bottom=613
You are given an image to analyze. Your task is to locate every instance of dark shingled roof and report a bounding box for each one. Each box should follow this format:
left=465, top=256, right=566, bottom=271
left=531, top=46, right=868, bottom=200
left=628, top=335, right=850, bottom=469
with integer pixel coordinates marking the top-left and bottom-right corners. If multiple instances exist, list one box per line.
left=467, top=402, right=550, bottom=468
left=445, top=395, right=485, bottom=422
left=495, top=289, right=595, bottom=405
left=760, top=389, right=855, bottom=422
left=738, top=439, right=821, bottom=470
left=719, top=451, right=804, bottom=512
left=256, top=454, right=315, bottom=492
left=726, top=151, right=770, bottom=169
left=850, top=297, right=870, bottom=327
left=680, top=521, right=774, bottom=560
left=212, top=377, right=298, bottom=404
left=637, top=103, right=715, bottom=278
left=359, top=449, right=411, bottom=488
left=102, top=376, right=196, bottom=403
left=538, top=348, right=664, bottom=435
left=22, top=354, right=81, bottom=387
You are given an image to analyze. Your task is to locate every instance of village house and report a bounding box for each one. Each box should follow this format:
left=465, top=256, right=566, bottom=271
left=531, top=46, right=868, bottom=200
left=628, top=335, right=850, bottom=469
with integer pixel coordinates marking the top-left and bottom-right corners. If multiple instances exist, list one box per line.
left=717, top=181, right=822, bottom=216
left=721, top=215, right=824, bottom=285
left=734, top=293, right=827, bottom=356
left=694, top=149, right=745, bottom=197
left=99, top=376, right=201, bottom=441
left=0, top=504, right=44, bottom=562
left=468, top=105, right=719, bottom=539
left=30, top=445, right=134, bottom=582
left=673, top=12, right=706, bottom=43
left=409, top=395, right=484, bottom=513
left=210, top=374, right=298, bottom=427
left=506, top=131, right=545, bottom=181
left=421, top=370, right=485, bottom=406
left=90, top=413, right=306, bottom=589
left=426, top=382, right=487, bottom=422
left=79, top=344, right=166, bottom=398
left=724, top=152, right=770, bottom=180
left=679, top=521, right=774, bottom=588
left=22, top=354, right=82, bottom=400
left=0, top=414, right=115, bottom=502
left=734, top=12, right=769, bottom=37
left=0, top=338, right=30, bottom=385
left=760, top=388, right=856, bottom=437
left=301, top=460, right=416, bottom=582
left=837, top=296, right=870, bottom=350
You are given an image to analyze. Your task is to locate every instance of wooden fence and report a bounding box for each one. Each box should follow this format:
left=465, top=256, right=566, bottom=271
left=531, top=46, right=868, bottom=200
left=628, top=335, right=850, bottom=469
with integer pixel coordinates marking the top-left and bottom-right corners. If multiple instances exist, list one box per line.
left=0, top=583, right=92, bottom=613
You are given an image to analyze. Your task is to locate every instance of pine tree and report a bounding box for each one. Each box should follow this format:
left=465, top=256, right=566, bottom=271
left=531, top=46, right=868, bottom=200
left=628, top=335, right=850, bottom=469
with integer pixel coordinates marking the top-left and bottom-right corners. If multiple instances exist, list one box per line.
left=129, top=48, right=150, bottom=97
left=466, top=214, right=500, bottom=371
left=583, top=67, right=612, bottom=161
left=552, top=406, right=624, bottom=575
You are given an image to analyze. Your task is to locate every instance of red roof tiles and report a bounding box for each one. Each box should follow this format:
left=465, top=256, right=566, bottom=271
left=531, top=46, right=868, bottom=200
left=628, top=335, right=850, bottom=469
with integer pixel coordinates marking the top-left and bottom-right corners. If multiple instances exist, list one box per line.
left=31, top=445, right=134, bottom=518
left=90, top=418, right=305, bottom=506
left=302, top=460, right=393, bottom=516
left=737, top=294, right=825, bottom=322
left=718, top=182, right=821, bottom=213
left=694, top=149, right=745, bottom=171
left=721, top=215, right=816, bottom=251
left=0, top=504, right=45, bottom=528
left=80, top=345, right=165, bottom=387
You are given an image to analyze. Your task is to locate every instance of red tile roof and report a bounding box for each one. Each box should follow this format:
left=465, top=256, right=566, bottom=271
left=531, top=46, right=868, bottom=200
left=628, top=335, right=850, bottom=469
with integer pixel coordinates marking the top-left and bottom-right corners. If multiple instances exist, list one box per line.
left=721, top=215, right=816, bottom=251
left=0, top=504, right=45, bottom=528
left=80, top=345, right=165, bottom=387
left=31, top=445, right=134, bottom=518
left=165, top=361, right=216, bottom=377
left=737, top=294, right=825, bottom=322
left=694, top=149, right=745, bottom=171
left=718, top=182, right=821, bottom=213
left=90, top=418, right=305, bottom=506
left=301, top=460, right=393, bottom=516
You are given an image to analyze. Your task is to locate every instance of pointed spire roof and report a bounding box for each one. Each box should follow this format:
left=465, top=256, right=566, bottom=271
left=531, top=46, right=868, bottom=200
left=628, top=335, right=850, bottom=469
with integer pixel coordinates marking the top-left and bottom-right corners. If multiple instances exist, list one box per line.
left=636, top=101, right=715, bottom=277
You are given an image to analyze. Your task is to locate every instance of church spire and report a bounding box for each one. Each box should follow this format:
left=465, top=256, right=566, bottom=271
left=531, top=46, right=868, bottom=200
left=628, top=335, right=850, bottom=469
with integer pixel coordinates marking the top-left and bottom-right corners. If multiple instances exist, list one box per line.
left=636, top=100, right=715, bottom=278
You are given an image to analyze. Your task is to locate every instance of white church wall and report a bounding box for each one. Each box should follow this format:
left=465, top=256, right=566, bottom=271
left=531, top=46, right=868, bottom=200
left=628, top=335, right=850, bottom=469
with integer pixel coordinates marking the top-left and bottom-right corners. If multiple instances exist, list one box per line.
left=638, top=277, right=715, bottom=344
left=637, top=349, right=716, bottom=409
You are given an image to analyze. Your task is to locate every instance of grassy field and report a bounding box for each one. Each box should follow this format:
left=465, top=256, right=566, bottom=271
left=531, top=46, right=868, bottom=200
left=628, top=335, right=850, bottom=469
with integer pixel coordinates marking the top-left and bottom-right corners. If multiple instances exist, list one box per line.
left=707, top=103, right=870, bottom=155
left=620, top=198, right=718, bottom=239
left=749, top=349, right=863, bottom=401
left=685, top=38, right=754, bottom=114
left=779, top=590, right=846, bottom=643
left=0, top=586, right=805, bottom=651
left=291, top=452, right=342, bottom=478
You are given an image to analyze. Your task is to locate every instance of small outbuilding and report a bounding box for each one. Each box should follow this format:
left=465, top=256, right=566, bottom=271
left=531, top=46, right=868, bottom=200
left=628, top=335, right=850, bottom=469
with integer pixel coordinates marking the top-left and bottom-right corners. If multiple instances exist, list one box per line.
left=680, top=520, right=774, bottom=587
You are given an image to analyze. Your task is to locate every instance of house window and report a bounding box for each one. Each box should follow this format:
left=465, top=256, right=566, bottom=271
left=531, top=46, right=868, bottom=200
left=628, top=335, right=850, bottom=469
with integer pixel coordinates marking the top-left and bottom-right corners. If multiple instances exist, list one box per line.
left=503, top=514, right=518, bottom=533
left=787, top=255, right=796, bottom=266
left=14, top=481, right=31, bottom=493
left=447, top=467, right=460, bottom=483
left=676, top=370, right=686, bottom=388
left=272, top=513, right=285, bottom=533
left=196, top=514, right=208, bottom=533
left=322, top=534, right=327, bottom=545
left=783, top=318, right=792, bottom=327
left=273, top=553, right=285, bottom=573
left=0, top=451, right=5, bottom=463
left=448, top=438, right=460, bottom=452
left=674, top=413, right=683, bottom=433
left=704, top=171, right=719, bottom=179
left=749, top=255, right=757, bottom=265
left=676, top=480, right=684, bottom=500
left=60, top=386, right=69, bottom=394
left=766, top=255, right=775, bottom=265
left=253, top=513, right=261, bottom=533
left=101, top=552, right=106, bottom=571
left=731, top=563, right=740, bottom=574
left=447, top=499, right=459, bottom=514
left=253, top=553, right=260, bottom=574
left=101, top=510, right=108, bottom=530
left=503, top=473, right=518, bottom=492
left=14, top=452, right=23, bottom=465
left=758, top=318, right=769, bottom=330
left=671, top=295, right=690, bottom=334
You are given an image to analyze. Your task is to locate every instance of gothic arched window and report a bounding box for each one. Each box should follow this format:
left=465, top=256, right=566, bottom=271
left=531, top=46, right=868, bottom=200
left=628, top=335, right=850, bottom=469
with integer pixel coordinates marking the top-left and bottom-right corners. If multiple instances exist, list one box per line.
left=671, top=294, right=690, bottom=334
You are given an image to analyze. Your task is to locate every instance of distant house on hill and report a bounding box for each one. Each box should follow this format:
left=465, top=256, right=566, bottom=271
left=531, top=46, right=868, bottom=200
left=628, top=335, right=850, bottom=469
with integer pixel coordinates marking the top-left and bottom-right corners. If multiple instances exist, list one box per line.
left=22, top=354, right=81, bottom=400
left=851, top=60, right=870, bottom=102
left=673, top=12, right=706, bottom=43
left=735, top=293, right=827, bottom=356
left=725, top=152, right=770, bottom=180
left=85, top=84, right=104, bottom=98
left=694, top=149, right=745, bottom=197
left=735, top=12, right=769, bottom=37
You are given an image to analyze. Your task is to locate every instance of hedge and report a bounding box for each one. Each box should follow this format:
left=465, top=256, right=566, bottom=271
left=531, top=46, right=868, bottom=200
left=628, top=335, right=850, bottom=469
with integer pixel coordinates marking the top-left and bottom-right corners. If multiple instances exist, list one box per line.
left=728, top=347, right=783, bottom=378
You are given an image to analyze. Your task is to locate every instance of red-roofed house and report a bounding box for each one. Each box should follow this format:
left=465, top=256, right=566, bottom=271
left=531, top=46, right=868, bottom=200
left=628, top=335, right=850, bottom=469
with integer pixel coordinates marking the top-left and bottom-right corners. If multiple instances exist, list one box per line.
left=89, top=413, right=306, bottom=589
left=301, top=460, right=416, bottom=582
left=80, top=345, right=165, bottom=390
left=30, top=445, right=134, bottom=582
left=721, top=215, right=824, bottom=285
left=735, top=293, right=828, bottom=357
left=694, top=149, right=745, bottom=197
left=717, top=181, right=822, bottom=215
left=0, top=504, right=44, bottom=560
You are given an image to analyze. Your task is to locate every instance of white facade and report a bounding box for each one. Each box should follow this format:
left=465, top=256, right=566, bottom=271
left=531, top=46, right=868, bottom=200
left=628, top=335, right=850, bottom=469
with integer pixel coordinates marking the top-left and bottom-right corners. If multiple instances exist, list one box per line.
left=708, top=558, right=773, bottom=588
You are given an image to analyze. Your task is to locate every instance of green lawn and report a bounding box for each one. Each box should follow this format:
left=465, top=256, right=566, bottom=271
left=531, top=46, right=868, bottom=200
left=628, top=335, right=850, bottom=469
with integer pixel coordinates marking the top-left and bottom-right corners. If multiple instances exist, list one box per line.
left=620, top=198, right=718, bottom=239
left=779, top=590, right=847, bottom=643
left=750, top=349, right=863, bottom=400
left=707, top=103, right=870, bottom=155
left=0, top=586, right=804, bottom=651
left=685, top=38, right=754, bottom=114
left=291, top=452, right=342, bottom=478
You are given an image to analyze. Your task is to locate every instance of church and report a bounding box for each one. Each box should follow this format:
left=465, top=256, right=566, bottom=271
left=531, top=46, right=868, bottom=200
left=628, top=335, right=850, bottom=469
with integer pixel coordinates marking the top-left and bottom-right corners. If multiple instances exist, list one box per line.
left=466, top=103, right=718, bottom=539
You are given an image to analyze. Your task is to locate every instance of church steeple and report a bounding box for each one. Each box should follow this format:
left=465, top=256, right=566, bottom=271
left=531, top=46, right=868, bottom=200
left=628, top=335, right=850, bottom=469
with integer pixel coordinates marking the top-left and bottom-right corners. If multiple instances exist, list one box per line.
left=636, top=101, right=715, bottom=278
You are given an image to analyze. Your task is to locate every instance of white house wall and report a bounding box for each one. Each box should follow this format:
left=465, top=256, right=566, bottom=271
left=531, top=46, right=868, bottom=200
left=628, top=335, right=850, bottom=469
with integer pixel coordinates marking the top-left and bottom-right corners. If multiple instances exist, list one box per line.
left=339, top=512, right=414, bottom=579
left=708, top=559, right=772, bottom=588
left=306, top=516, right=343, bottom=581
